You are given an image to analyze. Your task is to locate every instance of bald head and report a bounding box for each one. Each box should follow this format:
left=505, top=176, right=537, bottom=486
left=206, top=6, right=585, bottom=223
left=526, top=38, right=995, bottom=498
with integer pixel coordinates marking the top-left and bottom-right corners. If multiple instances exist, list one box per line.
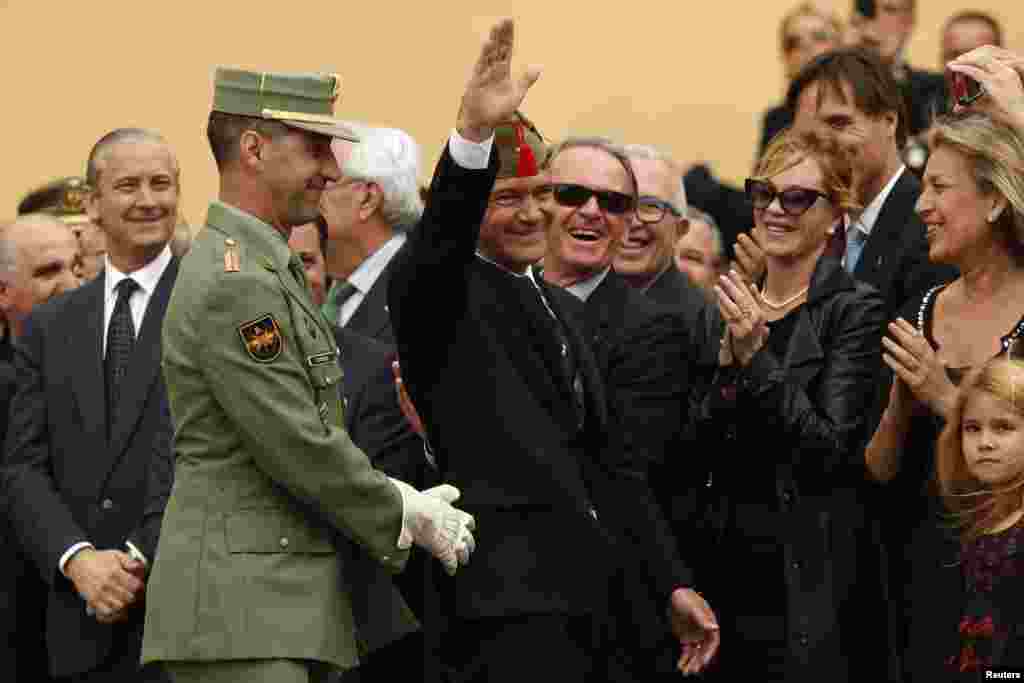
left=0, top=214, right=80, bottom=336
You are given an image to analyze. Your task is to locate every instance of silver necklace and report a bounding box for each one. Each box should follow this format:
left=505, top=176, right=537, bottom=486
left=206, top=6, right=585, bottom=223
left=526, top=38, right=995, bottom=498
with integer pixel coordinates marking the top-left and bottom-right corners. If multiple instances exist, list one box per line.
left=760, top=285, right=809, bottom=310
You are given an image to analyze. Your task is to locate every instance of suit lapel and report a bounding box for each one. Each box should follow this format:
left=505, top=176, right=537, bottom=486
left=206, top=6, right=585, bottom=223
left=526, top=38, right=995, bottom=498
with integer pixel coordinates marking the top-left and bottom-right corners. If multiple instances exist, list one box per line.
left=546, top=280, right=608, bottom=431
left=348, top=277, right=390, bottom=340
left=107, top=259, right=179, bottom=464
left=70, top=276, right=107, bottom=456
left=855, top=171, right=919, bottom=283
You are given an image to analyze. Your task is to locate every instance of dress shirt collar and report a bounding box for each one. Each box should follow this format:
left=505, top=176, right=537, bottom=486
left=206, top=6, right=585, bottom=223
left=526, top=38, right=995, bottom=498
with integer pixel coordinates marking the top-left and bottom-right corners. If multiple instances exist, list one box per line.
left=847, top=164, right=905, bottom=238
left=565, top=267, right=611, bottom=302
left=104, top=244, right=172, bottom=303
left=475, top=251, right=531, bottom=278
left=642, top=264, right=673, bottom=293
left=348, top=233, right=407, bottom=295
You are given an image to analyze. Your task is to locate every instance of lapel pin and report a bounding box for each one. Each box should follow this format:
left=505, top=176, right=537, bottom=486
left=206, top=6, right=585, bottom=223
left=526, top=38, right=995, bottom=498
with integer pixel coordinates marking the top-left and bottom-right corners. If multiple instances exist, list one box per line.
left=224, top=239, right=241, bottom=272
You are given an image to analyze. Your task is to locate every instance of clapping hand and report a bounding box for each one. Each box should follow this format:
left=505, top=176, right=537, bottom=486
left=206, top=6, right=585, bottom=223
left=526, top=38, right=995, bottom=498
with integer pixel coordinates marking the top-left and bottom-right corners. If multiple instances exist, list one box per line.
left=881, top=318, right=955, bottom=420
left=731, top=230, right=765, bottom=286
left=714, top=269, right=769, bottom=367
left=456, top=18, right=542, bottom=142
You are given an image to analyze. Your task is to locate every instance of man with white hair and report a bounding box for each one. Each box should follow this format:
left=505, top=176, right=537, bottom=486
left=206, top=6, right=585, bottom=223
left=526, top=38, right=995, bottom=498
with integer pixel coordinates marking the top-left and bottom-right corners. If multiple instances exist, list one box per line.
left=319, top=127, right=423, bottom=344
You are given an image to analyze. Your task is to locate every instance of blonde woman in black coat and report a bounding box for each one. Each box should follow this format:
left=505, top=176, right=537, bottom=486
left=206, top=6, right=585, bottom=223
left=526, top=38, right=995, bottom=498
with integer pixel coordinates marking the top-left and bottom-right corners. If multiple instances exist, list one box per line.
left=696, top=128, right=886, bottom=681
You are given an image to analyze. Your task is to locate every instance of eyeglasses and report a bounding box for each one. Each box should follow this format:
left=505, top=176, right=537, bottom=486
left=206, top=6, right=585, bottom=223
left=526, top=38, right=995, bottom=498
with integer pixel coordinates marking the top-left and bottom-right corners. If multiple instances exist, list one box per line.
left=745, top=178, right=831, bottom=216
left=636, top=196, right=683, bottom=224
left=538, top=183, right=635, bottom=215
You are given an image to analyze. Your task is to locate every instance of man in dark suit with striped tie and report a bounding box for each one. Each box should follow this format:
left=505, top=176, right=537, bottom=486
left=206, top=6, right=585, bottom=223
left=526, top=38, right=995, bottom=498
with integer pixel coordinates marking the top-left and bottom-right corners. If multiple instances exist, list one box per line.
left=3, top=129, right=178, bottom=682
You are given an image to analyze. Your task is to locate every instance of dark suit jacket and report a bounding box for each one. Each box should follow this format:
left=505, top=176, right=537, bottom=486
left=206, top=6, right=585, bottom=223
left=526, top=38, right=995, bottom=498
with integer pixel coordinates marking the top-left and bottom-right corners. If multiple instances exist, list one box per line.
left=556, top=271, right=701, bottom=675
left=697, top=255, right=888, bottom=681
left=645, top=266, right=719, bottom=369
left=345, top=251, right=403, bottom=345
left=901, top=67, right=946, bottom=140
left=334, top=327, right=423, bottom=484
left=759, top=103, right=793, bottom=157
left=0, top=330, right=48, bottom=681
left=389, top=148, right=691, bottom=621
left=1, top=260, right=177, bottom=678
left=333, top=328, right=432, bottom=672
left=854, top=169, right=957, bottom=321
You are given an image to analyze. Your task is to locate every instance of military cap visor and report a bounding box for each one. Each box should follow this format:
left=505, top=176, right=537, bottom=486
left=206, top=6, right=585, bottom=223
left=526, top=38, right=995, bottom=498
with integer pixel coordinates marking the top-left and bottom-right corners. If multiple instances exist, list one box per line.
left=212, top=68, right=360, bottom=142
left=18, top=176, right=92, bottom=223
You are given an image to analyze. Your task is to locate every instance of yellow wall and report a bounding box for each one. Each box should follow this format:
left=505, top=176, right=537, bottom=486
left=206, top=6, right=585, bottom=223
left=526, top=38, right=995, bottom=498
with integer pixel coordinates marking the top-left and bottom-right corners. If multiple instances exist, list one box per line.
left=0, top=0, right=1018, bottom=226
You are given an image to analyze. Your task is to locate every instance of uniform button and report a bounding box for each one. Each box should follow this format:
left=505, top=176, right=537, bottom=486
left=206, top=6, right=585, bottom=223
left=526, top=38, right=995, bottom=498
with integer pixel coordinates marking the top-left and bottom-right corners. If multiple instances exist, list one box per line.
left=791, top=560, right=801, bottom=571
left=781, top=491, right=794, bottom=505
left=279, top=537, right=289, bottom=549
left=381, top=555, right=391, bottom=563
left=797, top=632, right=809, bottom=646
left=101, top=498, right=113, bottom=510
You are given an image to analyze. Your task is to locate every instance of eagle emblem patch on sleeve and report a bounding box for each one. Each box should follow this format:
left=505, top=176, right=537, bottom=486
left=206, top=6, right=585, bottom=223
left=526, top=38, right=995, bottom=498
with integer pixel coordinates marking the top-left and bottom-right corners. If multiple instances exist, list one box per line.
left=238, top=314, right=284, bottom=362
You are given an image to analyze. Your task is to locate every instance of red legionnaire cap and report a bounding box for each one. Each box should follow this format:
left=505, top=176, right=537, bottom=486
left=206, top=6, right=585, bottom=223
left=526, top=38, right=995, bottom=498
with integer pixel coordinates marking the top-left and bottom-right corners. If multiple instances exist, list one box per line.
left=493, top=111, right=547, bottom=180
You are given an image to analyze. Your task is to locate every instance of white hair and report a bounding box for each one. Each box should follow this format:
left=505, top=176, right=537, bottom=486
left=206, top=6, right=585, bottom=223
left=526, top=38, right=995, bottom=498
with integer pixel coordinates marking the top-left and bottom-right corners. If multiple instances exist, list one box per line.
left=622, top=144, right=688, bottom=216
left=342, top=127, right=424, bottom=230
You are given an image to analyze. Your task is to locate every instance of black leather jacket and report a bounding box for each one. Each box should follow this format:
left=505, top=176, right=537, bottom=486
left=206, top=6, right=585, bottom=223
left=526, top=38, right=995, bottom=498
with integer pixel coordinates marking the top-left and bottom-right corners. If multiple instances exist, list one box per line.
left=695, top=254, right=887, bottom=681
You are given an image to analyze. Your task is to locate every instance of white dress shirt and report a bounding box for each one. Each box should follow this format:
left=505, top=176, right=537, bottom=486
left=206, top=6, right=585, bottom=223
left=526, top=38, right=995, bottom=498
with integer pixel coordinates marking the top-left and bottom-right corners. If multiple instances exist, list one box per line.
left=337, top=127, right=493, bottom=331
left=337, top=234, right=408, bottom=327
left=60, top=244, right=173, bottom=576
left=102, top=245, right=174, bottom=357
left=845, top=165, right=906, bottom=246
left=565, top=267, right=611, bottom=302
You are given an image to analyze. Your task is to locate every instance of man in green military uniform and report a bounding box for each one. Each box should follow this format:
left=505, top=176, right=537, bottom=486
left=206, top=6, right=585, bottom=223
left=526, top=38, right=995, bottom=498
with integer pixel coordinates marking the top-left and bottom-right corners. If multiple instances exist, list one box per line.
left=142, top=69, right=476, bottom=683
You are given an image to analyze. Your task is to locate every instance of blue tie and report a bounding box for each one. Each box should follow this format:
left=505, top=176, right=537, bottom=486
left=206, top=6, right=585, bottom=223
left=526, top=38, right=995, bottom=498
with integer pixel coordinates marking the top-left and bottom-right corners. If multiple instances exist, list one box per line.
left=845, top=225, right=867, bottom=273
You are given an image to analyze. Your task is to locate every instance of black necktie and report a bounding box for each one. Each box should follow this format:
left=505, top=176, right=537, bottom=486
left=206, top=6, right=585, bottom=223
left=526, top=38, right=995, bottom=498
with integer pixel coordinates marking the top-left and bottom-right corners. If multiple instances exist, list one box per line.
left=105, top=278, right=138, bottom=435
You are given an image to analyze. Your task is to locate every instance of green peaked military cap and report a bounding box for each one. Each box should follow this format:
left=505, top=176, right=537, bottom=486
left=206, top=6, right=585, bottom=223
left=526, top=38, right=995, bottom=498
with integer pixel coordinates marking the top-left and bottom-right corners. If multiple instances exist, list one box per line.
left=17, top=176, right=91, bottom=224
left=212, top=68, right=360, bottom=142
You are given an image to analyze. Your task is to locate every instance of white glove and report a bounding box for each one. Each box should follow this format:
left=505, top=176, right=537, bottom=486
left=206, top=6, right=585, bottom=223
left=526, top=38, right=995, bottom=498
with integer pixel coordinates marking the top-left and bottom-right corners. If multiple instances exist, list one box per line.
left=390, top=478, right=476, bottom=576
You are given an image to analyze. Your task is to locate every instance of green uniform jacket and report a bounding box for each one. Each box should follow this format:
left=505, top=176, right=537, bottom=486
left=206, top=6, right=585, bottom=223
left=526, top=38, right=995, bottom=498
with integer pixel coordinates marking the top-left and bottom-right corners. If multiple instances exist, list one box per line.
left=142, top=202, right=410, bottom=670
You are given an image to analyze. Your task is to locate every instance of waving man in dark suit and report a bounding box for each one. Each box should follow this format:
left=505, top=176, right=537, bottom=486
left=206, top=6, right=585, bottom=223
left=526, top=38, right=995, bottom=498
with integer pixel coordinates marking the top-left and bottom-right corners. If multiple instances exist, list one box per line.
left=389, top=19, right=719, bottom=681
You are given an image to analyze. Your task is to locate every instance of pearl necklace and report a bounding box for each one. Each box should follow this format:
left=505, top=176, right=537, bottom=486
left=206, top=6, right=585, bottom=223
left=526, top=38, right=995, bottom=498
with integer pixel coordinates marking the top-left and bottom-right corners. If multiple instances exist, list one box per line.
left=759, top=285, right=809, bottom=310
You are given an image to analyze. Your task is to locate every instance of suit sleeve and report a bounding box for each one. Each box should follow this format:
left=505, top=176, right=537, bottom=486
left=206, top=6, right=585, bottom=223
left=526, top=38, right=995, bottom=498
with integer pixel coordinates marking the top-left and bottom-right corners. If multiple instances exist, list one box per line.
left=387, top=145, right=499, bottom=418
left=189, top=272, right=407, bottom=566
left=595, top=312, right=695, bottom=601
left=347, top=341, right=427, bottom=486
left=1, top=313, right=89, bottom=583
left=126, top=390, right=174, bottom=563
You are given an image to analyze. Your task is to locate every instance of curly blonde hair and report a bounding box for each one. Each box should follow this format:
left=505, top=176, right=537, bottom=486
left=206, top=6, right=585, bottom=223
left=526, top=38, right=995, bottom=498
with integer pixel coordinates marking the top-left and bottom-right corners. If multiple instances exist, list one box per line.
left=753, top=127, right=861, bottom=214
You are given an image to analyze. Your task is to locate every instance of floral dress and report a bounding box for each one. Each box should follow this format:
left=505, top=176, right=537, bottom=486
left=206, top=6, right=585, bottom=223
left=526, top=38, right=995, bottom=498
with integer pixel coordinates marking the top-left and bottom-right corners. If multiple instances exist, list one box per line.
left=948, top=524, right=1024, bottom=678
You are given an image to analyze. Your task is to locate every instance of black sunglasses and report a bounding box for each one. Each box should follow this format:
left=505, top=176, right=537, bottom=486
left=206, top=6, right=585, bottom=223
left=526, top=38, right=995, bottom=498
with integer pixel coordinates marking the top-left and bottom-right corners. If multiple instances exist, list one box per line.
left=745, top=178, right=831, bottom=216
left=539, top=183, right=636, bottom=215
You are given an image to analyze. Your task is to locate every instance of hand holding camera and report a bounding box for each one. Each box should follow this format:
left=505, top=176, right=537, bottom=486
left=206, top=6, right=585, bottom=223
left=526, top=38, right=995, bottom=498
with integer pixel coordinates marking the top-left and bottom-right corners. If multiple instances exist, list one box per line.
left=947, top=46, right=1024, bottom=134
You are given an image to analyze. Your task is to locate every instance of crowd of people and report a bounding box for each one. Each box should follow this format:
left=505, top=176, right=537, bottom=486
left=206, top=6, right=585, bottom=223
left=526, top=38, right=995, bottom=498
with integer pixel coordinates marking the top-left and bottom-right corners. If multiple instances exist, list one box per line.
left=1, top=2, right=1024, bottom=682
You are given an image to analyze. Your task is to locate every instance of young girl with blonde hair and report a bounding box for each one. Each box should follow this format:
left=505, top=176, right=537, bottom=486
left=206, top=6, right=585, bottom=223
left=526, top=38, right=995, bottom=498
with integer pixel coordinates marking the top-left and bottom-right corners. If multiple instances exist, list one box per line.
left=936, top=356, right=1024, bottom=675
